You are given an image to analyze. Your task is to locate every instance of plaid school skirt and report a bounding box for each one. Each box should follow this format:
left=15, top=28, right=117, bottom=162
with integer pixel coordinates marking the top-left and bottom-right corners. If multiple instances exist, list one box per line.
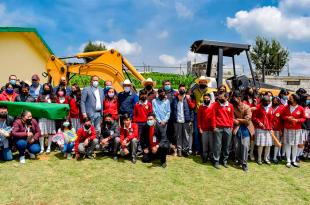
left=283, top=129, right=303, bottom=145
left=272, top=130, right=282, bottom=146
left=255, top=129, right=272, bottom=146
left=39, top=118, right=56, bottom=135
left=71, top=118, right=81, bottom=132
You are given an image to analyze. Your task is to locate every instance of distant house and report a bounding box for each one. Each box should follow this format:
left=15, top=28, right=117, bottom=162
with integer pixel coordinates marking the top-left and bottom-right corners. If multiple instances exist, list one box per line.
left=0, top=27, right=52, bottom=85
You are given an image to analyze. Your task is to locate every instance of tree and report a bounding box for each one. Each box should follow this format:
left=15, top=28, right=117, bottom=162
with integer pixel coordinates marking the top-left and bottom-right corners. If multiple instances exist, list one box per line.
left=82, top=41, right=106, bottom=62
left=250, top=36, right=289, bottom=77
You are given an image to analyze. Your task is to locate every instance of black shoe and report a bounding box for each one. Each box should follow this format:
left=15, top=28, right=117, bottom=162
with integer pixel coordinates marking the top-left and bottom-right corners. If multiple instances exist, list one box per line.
left=182, top=151, right=189, bottom=157
left=131, top=157, right=137, bottom=164
left=214, top=162, right=220, bottom=169
left=177, top=150, right=182, bottom=157
left=223, top=162, right=229, bottom=168
left=292, top=162, right=300, bottom=168
left=161, top=162, right=167, bottom=168
left=242, top=164, right=248, bottom=172
left=86, top=155, right=95, bottom=160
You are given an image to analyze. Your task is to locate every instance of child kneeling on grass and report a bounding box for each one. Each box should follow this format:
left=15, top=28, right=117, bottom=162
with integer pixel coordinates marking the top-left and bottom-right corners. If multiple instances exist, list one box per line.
left=52, top=120, right=77, bottom=159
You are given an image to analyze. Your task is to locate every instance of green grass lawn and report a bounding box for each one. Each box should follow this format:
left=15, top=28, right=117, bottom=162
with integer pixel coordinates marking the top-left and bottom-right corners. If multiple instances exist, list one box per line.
left=0, top=153, right=309, bottom=205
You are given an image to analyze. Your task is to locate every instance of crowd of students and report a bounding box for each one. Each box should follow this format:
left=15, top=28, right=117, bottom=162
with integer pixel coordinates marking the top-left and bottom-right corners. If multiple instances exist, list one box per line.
left=0, top=74, right=309, bottom=171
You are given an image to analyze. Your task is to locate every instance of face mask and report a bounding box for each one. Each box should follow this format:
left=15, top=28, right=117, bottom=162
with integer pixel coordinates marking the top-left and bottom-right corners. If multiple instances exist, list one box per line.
left=105, top=121, right=112, bottom=125
left=63, top=122, right=70, bottom=127
left=145, top=85, right=153, bottom=91
left=84, top=124, right=91, bottom=131
left=32, top=82, right=39, bottom=87
left=269, top=96, right=273, bottom=102
left=22, top=91, right=29, bottom=96
left=147, top=120, right=154, bottom=126
left=283, top=96, right=289, bottom=101
left=6, top=88, right=13, bottom=94
left=105, top=86, right=111, bottom=90
left=43, top=89, right=51, bottom=94
left=230, top=98, right=238, bottom=105
left=58, top=91, right=64, bottom=97
left=0, top=113, right=7, bottom=119
left=9, top=80, right=16, bottom=85
left=204, top=100, right=210, bottom=106
left=219, top=99, right=226, bottom=104
left=108, top=93, right=115, bottom=98
left=199, top=84, right=207, bottom=90
left=139, top=96, right=147, bottom=102
left=60, top=82, right=66, bottom=86
left=288, top=100, right=293, bottom=105
left=263, top=103, right=269, bottom=107
left=164, top=85, right=171, bottom=91
left=272, top=102, right=279, bottom=107
left=124, top=86, right=131, bottom=93
left=26, top=119, right=32, bottom=125
left=307, top=99, right=310, bottom=106
left=92, top=81, right=99, bottom=88
left=179, top=89, right=186, bottom=95
left=159, top=94, right=165, bottom=100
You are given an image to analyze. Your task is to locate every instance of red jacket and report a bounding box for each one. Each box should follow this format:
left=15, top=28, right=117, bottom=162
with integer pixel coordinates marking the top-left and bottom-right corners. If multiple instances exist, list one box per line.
left=55, top=96, right=70, bottom=104
left=120, top=123, right=139, bottom=146
left=69, top=97, right=80, bottom=118
left=281, top=105, right=306, bottom=130
left=0, top=91, right=18, bottom=102
left=272, top=105, right=284, bottom=131
left=213, top=102, right=234, bottom=128
left=252, top=105, right=273, bottom=130
left=75, top=125, right=96, bottom=154
left=12, top=118, right=41, bottom=140
left=103, top=98, right=119, bottom=120
left=197, top=103, right=215, bottom=131
left=133, top=101, right=153, bottom=123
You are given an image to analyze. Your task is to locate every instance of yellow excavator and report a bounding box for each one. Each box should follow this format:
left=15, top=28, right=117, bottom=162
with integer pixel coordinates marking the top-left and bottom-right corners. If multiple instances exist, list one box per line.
left=45, top=49, right=145, bottom=92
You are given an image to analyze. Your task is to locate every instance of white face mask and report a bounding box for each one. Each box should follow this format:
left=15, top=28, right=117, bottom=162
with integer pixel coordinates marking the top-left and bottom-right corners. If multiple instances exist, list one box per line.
left=124, top=87, right=131, bottom=93
left=108, top=93, right=115, bottom=98
left=92, top=81, right=99, bottom=88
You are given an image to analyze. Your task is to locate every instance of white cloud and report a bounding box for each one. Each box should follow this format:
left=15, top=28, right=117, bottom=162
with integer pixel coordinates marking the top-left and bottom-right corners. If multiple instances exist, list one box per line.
left=157, top=30, right=169, bottom=39
left=279, top=0, right=310, bottom=15
left=0, top=3, right=55, bottom=27
left=175, top=2, right=193, bottom=19
left=80, top=39, right=142, bottom=56
left=289, top=52, right=310, bottom=75
left=159, top=51, right=208, bottom=66
left=227, top=5, right=310, bottom=41
left=159, top=54, right=180, bottom=66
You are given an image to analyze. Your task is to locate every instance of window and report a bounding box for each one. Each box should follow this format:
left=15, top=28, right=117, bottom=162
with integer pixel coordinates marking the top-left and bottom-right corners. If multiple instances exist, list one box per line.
left=287, top=81, right=300, bottom=85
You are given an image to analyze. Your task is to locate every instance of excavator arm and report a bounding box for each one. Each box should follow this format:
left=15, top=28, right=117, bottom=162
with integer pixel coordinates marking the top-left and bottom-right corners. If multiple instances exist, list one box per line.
left=45, top=49, right=145, bottom=92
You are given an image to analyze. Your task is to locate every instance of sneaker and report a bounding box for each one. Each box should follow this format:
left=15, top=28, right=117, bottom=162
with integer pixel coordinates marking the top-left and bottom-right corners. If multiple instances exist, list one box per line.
left=19, top=156, right=26, bottom=164
left=264, top=160, right=271, bottom=165
left=213, top=162, right=220, bottom=169
left=250, top=154, right=255, bottom=161
left=188, top=150, right=193, bottom=155
left=161, top=162, right=167, bottom=168
left=39, top=149, right=44, bottom=154
left=131, top=157, right=137, bottom=164
left=177, top=150, right=182, bottom=157
left=86, top=155, right=95, bottom=160
left=29, top=153, right=36, bottom=159
left=113, top=156, right=118, bottom=161
left=242, top=164, right=248, bottom=172
left=67, top=153, right=72, bottom=160
left=292, top=162, right=300, bottom=168
left=286, top=162, right=292, bottom=168
left=223, top=162, right=229, bottom=168
left=257, top=161, right=263, bottom=165
left=46, top=148, right=51, bottom=154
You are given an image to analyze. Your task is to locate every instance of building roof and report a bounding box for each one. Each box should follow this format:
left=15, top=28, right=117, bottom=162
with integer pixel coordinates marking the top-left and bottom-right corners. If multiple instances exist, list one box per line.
left=0, top=27, right=54, bottom=55
left=190, top=40, right=250, bottom=57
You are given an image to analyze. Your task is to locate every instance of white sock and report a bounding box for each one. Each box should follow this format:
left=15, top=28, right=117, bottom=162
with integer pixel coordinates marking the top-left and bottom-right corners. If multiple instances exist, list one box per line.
left=274, top=146, right=279, bottom=160
left=281, top=145, right=286, bottom=157
left=250, top=140, right=255, bottom=156
left=257, top=146, right=263, bottom=162
left=264, top=146, right=270, bottom=161
left=285, top=144, right=292, bottom=163
left=39, top=137, right=45, bottom=150
left=292, top=145, right=298, bottom=163
left=47, top=135, right=52, bottom=150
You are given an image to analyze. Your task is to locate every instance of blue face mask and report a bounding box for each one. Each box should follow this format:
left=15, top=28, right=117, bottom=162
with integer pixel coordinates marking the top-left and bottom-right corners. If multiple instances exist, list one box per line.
left=9, top=80, right=16, bottom=85
left=6, top=88, right=13, bottom=94
left=306, top=99, right=310, bottom=106
left=147, top=120, right=154, bottom=126
left=283, top=96, right=288, bottom=101
left=105, top=86, right=111, bottom=90
left=32, top=82, right=39, bottom=87
left=164, top=85, right=171, bottom=91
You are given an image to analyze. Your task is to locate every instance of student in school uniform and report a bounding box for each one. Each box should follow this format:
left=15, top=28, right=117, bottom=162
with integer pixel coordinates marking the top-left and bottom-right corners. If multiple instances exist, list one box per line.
left=103, top=87, right=119, bottom=121
left=281, top=94, right=306, bottom=168
left=69, top=84, right=82, bottom=131
left=252, top=96, right=274, bottom=165
left=212, top=92, right=234, bottom=169
left=271, top=97, right=285, bottom=164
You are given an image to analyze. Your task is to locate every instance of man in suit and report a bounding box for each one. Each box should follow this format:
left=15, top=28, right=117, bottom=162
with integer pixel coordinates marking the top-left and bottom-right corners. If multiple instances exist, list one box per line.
left=81, top=76, right=104, bottom=133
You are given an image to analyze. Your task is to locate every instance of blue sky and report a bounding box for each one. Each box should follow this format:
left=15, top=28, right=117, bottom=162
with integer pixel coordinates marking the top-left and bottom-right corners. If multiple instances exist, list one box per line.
left=1, top=0, right=310, bottom=75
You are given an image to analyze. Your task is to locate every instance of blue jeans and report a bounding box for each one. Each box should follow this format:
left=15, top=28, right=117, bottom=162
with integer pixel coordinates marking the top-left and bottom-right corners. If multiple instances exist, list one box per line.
left=62, top=142, right=74, bottom=153
left=16, top=139, right=41, bottom=157
left=0, top=148, right=13, bottom=161
left=90, top=112, right=102, bottom=135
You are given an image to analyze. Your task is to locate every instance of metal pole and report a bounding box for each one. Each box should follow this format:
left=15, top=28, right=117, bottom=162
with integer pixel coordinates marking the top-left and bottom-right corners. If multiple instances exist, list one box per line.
left=217, top=48, right=223, bottom=88
left=232, top=56, right=236, bottom=76
left=245, top=50, right=257, bottom=88
left=207, top=54, right=213, bottom=77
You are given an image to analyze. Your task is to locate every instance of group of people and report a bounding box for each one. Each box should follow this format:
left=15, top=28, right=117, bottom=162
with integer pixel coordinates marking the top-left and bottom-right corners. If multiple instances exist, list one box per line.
left=0, top=74, right=309, bottom=171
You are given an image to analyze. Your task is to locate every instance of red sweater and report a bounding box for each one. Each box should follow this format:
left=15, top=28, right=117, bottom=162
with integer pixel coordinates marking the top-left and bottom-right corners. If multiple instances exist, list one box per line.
left=75, top=125, right=96, bottom=154
left=281, top=105, right=306, bottom=130
left=55, top=96, right=70, bottom=104
left=103, top=98, right=119, bottom=120
left=197, top=103, right=215, bottom=131
left=272, top=105, right=284, bottom=131
left=0, top=91, right=18, bottom=102
left=213, top=102, right=234, bottom=128
left=120, top=123, right=139, bottom=146
left=252, top=105, right=273, bottom=130
left=69, top=97, right=80, bottom=118
left=133, top=101, right=153, bottom=123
